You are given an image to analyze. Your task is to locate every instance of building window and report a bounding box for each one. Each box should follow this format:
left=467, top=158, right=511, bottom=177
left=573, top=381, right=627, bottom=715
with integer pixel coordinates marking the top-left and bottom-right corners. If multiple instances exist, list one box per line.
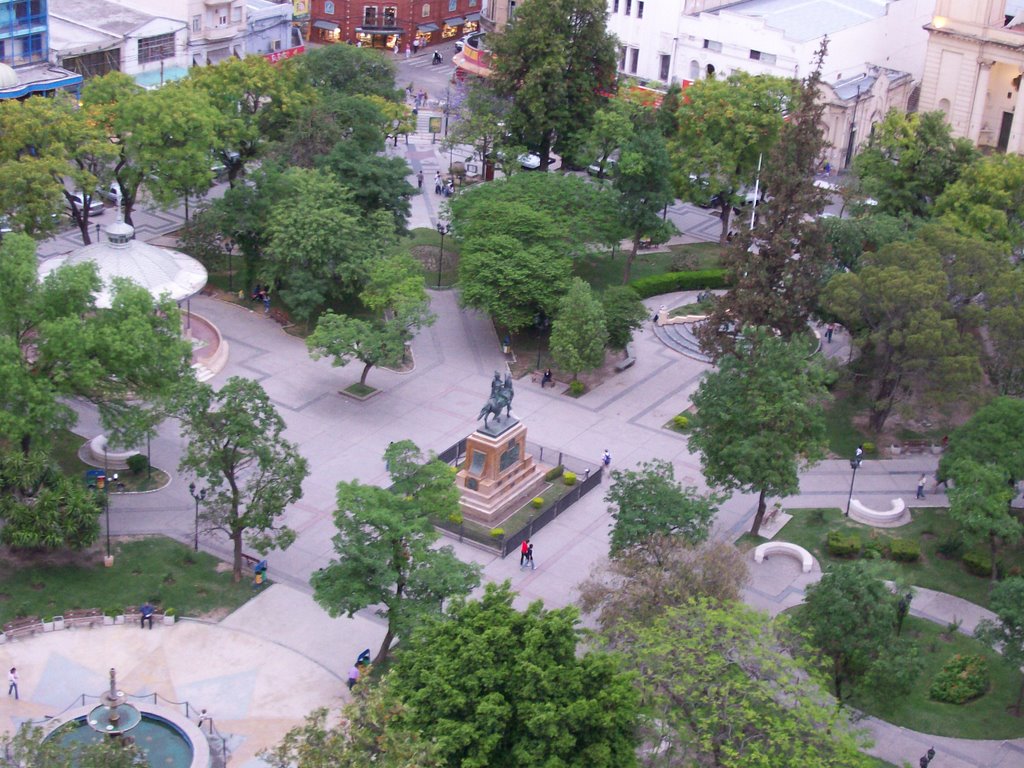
left=509, top=1, right=516, bottom=21
left=629, top=47, right=639, bottom=74
left=422, top=4, right=430, bottom=18
left=689, top=60, right=699, bottom=80
left=138, top=33, right=176, bottom=64
left=638, top=1, right=644, bottom=18
left=384, top=5, right=397, bottom=24
left=325, top=0, right=335, bottom=13
left=365, top=6, right=378, bottom=25
left=192, top=15, right=201, bottom=32
left=232, top=6, right=241, bottom=22
left=749, top=49, right=775, bottom=65
left=449, top=0, right=457, bottom=11
left=659, top=53, right=670, bottom=81
left=619, top=45, right=627, bottom=70
left=703, top=39, right=722, bottom=52
left=613, top=0, right=619, bottom=11
left=625, top=0, right=631, bottom=14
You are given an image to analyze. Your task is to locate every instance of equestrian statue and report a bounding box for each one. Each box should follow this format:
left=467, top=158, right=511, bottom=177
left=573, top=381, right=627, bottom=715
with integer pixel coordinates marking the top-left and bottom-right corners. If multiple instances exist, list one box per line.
left=478, top=371, right=515, bottom=428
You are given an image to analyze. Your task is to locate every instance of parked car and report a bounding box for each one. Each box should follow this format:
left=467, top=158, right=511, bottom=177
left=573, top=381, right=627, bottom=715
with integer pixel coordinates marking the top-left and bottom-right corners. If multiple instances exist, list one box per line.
left=105, top=181, right=123, bottom=203
left=67, top=191, right=104, bottom=217
left=586, top=154, right=618, bottom=178
left=518, top=152, right=542, bottom=170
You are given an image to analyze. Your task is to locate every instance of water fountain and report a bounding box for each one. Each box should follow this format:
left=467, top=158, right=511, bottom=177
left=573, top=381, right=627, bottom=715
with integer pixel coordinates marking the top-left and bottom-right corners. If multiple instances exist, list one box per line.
left=44, top=668, right=209, bottom=767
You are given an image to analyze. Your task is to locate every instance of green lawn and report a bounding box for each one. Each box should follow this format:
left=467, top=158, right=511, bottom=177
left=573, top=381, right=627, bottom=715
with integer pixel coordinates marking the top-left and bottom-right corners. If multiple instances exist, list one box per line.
left=776, top=507, right=1023, bottom=609
left=0, top=536, right=258, bottom=623
left=823, top=383, right=875, bottom=458
left=50, top=429, right=169, bottom=492
left=850, top=616, right=1024, bottom=739
left=574, top=242, right=724, bottom=292
left=404, top=227, right=460, bottom=288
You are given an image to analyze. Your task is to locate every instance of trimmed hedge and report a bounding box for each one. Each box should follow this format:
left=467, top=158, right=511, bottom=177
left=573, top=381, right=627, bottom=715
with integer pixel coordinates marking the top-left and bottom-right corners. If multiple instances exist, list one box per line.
left=929, top=654, right=989, bottom=704
left=889, top=538, right=921, bottom=562
left=963, top=551, right=992, bottom=578
left=826, top=530, right=861, bottom=558
left=544, top=465, right=564, bottom=481
left=563, top=471, right=577, bottom=486
left=629, top=269, right=730, bottom=299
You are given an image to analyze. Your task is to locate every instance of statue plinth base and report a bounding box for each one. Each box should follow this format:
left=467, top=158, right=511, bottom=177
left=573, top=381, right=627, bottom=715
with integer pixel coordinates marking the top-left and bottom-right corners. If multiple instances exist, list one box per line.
left=456, top=421, right=546, bottom=525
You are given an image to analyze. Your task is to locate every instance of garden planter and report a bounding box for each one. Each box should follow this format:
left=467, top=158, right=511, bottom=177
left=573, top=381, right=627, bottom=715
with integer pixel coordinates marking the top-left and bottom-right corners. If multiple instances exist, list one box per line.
left=162, top=614, right=175, bottom=626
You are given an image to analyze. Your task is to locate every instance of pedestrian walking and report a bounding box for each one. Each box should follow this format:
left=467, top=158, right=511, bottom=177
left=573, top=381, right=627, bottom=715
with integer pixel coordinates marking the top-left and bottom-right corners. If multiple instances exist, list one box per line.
left=393, top=41, right=400, bottom=56
left=404, top=44, right=411, bottom=59
left=413, top=37, right=420, bottom=55
left=520, top=538, right=530, bottom=567
left=7, top=668, right=17, bottom=700
left=826, top=322, right=834, bottom=343
left=855, top=444, right=863, bottom=459
left=417, top=170, right=424, bottom=189
left=140, top=601, right=154, bottom=629
left=347, top=664, right=360, bottom=690
left=197, top=709, right=213, bottom=733
left=263, top=293, right=271, bottom=316
left=541, top=368, right=552, bottom=388
left=434, top=171, right=442, bottom=194
left=917, top=474, right=927, bottom=500
left=602, top=449, right=611, bottom=468
left=526, top=543, right=535, bottom=570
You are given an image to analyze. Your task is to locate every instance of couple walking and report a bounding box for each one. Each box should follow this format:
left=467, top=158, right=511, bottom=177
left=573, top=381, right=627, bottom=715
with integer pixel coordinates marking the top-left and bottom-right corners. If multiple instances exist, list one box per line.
left=520, top=539, right=535, bottom=570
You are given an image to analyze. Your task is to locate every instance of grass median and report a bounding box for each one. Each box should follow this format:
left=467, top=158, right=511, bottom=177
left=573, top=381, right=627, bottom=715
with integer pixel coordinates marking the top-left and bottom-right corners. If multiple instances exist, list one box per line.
left=0, top=536, right=258, bottom=624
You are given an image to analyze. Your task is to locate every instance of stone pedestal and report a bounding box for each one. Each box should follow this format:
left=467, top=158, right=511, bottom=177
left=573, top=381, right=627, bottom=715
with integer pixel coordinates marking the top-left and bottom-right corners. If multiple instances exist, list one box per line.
left=456, top=419, right=546, bottom=525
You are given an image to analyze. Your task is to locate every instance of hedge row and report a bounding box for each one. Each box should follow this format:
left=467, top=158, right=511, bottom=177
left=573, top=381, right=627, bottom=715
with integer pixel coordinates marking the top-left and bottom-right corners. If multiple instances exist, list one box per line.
left=629, top=269, right=730, bottom=299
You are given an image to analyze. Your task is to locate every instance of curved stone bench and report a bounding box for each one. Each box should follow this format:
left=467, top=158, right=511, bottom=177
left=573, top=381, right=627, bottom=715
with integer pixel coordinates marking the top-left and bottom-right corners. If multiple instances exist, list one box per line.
left=87, top=434, right=138, bottom=470
left=848, top=497, right=909, bottom=528
left=754, top=541, right=814, bottom=573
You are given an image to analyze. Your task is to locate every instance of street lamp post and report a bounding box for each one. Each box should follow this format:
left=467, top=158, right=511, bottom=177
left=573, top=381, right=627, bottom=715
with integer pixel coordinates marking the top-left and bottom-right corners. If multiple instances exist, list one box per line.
left=189, top=482, right=207, bottom=552
left=436, top=222, right=450, bottom=289
left=104, top=448, right=111, bottom=558
left=845, top=453, right=863, bottom=517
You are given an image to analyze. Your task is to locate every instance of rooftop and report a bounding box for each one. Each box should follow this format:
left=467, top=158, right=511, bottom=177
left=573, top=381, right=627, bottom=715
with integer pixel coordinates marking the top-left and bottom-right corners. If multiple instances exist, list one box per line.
left=709, top=0, right=890, bottom=42
left=50, top=0, right=163, bottom=37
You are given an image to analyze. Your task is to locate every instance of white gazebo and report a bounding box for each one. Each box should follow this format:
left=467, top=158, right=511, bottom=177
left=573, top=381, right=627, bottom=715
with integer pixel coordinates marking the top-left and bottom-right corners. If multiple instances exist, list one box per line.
left=38, top=215, right=207, bottom=314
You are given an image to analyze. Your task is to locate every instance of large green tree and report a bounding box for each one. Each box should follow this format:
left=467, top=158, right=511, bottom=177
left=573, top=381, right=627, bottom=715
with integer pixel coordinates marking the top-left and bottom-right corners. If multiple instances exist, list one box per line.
left=824, top=233, right=983, bottom=432
left=178, top=377, right=309, bottom=581
left=935, top=153, right=1024, bottom=250
left=306, top=253, right=434, bottom=388
left=938, top=397, right=1024, bottom=485
left=0, top=233, right=191, bottom=457
left=263, top=167, right=397, bottom=323
left=699, top=48, right=830, bottom=356
left=0, top=723, right=146, bottom=768
left=613, top=120, right=677, bottom=283
left=261, top=683, right=441, bottom=768
left=387, top=581, right=639, bottom=768
left=624, top=600, right=873, bottom=768
left=297, top=43, right=402, bottom=102
left=311, top=441, right=480, bottom=666
left=669, top=72, right=793, bottom=243
left=601, top=286, right=647, bottom=351
left=976, top=576, right=1024, bottom=715
left=946, top=458, right=1021, bottom=581
left=604, top=459, right=719, bottom=559
left=488, top=0, right=617, bottom=168
left=549, top=277, right=607, bottom=380
left=852, top=109, right=978, bottom=219
left=187, top=55, right=309, bottom=187
left=796, top=562, right=922, bottom=704
left=688, top=328, right=830, bottom=537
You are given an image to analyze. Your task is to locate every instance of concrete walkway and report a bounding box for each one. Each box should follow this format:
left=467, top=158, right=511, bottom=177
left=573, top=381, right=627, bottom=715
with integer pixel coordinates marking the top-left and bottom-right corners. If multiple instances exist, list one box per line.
left=20, top=131, right=1023, bottom=767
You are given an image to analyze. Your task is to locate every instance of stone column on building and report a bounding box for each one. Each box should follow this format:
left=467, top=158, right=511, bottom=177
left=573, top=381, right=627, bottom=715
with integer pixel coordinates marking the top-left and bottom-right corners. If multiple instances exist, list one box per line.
left=967, top=59, right=994, bottom=143
left=1008, top=87, right=1024, bottom=155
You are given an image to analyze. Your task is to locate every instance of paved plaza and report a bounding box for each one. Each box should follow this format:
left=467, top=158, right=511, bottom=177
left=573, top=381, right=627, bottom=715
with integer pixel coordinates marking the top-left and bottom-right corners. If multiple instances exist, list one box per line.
left=14, top=76, right=1024, bottom=766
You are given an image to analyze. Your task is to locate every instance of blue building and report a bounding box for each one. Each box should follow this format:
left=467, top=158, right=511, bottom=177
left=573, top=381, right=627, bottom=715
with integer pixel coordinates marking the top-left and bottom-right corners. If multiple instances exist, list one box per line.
left=0, top=0, right=82, bottom=99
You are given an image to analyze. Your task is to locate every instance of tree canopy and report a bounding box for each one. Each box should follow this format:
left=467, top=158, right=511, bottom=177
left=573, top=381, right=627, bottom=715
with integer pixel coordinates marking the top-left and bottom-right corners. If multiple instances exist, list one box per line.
left=178, top=377, right=308, bottom=581
left=624, top=599, right=873, bottom=768
left=387, top=582, right=640, bottom=768
left=688, top=328, right=830, bottom=536
left=549, top=277, right=607, bottom=379
left=604, top=459, right=720, bottom=559
left=310, top=441, right=480, bottom=665
left=947, top=458, right=1020, bottom=581
left=488, top=0, right=617, bottom=168
left=938, top=397, right=1024, bottom=484
left=976, top=576, right=1024, bottom=715
left=852, top=109, right=978, bottom=219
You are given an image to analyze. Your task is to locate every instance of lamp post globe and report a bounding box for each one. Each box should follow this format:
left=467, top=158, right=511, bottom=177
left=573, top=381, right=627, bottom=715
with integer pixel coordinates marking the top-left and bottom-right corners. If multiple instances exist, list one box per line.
left=435, top=222, right=450, bottom=289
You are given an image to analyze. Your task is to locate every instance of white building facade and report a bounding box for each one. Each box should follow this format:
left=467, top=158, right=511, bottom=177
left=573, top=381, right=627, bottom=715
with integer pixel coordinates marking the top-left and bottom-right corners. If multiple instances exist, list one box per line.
left=245, top=0, right=303, bottom=58
left=113, top=0, right=249, bottom=66
left=607, top=0, right=937, bottom=168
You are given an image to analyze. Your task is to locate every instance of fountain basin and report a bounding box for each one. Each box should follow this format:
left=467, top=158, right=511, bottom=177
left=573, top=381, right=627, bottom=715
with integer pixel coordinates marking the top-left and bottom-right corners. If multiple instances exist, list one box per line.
left=45, top=703, right=209, bottom=768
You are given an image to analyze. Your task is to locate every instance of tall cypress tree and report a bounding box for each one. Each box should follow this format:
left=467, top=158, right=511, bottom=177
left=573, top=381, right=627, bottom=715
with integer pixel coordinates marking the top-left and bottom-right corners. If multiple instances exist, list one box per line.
left=699, top=43, right=831, bottom=359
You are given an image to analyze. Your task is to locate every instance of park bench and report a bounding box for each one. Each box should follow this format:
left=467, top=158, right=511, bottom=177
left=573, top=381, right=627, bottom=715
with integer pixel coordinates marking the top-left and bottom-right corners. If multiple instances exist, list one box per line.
left=3, top=616, right=42, bottom=640
left=241, top=553, right=261, bottom=572
left=848, top=498, right=909, bottom=528
left=615, top=344, right=636, bottom=373
left=899, top=439, right=932, bottom=454
left=753, top=541, right=815, bottom=573
left=124, top=606, right=165, bottom=627
left=63, top=608, right=103, bottom=629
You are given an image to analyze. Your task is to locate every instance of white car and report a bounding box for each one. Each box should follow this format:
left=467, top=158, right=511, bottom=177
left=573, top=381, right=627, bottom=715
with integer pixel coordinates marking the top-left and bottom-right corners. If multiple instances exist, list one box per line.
left=67, top=191, right=104, bottom=217
left=518, top=152, right=542, bottom=170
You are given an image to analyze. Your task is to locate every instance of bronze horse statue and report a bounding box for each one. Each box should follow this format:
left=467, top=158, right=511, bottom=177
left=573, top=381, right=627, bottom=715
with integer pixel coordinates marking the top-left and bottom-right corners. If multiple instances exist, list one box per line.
left=478, top=371, right=514, bottom=428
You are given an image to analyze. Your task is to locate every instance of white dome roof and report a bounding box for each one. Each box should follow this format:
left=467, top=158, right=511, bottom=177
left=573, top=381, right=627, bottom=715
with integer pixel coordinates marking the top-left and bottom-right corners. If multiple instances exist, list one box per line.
left=0, top=63, right=18, bottom=89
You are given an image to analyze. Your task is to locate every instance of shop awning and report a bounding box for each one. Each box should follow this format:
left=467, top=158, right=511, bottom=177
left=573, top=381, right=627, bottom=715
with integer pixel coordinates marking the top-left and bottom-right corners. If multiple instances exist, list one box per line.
left=464, top=12, right=481, bottom=21
left=445, top=17, right=465, bottom=26
left=313, top=20, right=339, bottom=31
left=417, top=22, right=439, bottom=32
left=356, top=26, right=402, bottom=34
